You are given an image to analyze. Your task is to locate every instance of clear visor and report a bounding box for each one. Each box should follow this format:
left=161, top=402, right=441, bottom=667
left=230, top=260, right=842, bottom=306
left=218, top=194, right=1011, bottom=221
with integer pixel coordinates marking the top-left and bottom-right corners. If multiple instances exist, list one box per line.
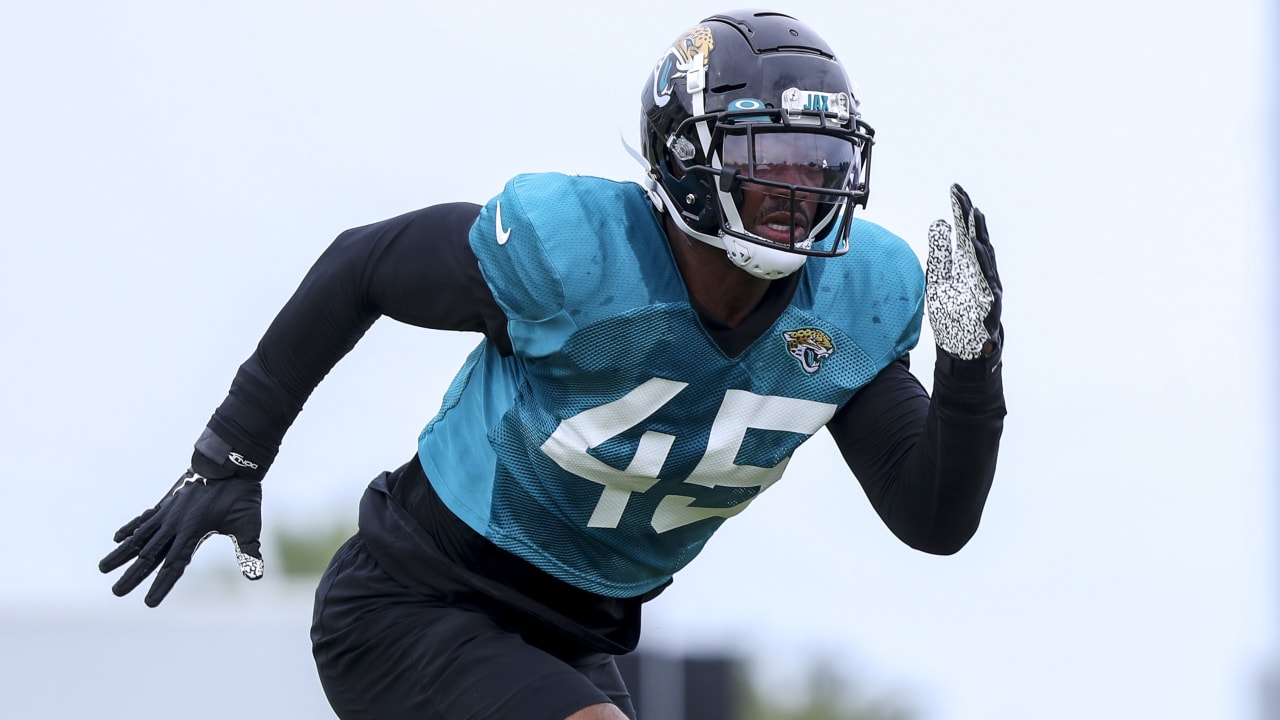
left=717, top=131, right=861, bottom=249
left=720, top=131, right=859, bottom=191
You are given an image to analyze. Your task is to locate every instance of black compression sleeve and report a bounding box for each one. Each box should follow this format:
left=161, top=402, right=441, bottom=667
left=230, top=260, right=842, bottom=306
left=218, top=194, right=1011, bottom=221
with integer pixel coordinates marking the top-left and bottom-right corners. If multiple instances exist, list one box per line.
left=827, top=355, right=1006, bottom=554
left=204, top=202, right=506, bottom=474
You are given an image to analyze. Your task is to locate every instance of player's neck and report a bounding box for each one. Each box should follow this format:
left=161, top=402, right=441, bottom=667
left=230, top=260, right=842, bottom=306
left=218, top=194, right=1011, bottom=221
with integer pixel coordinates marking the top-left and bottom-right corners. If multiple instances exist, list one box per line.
left=663, top=217, right=771, bottom=329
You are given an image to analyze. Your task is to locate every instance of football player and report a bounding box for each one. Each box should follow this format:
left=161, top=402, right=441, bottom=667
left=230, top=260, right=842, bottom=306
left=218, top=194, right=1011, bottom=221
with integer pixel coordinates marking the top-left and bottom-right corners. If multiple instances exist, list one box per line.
left=100, top=9, right=1006, bottom=720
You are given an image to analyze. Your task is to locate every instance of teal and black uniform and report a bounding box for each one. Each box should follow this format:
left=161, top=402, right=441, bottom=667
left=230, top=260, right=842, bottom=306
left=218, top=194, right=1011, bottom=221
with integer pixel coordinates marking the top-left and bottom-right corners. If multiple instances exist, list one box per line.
left=205, top=174, right=1005, bottom=720
left=424, top=173, right=922, bottom=598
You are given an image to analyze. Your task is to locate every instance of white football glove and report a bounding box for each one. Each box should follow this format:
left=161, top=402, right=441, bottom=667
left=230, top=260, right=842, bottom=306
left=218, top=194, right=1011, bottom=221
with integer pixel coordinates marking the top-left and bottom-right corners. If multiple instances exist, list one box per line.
left=926, top=184, right=1003, bottom=361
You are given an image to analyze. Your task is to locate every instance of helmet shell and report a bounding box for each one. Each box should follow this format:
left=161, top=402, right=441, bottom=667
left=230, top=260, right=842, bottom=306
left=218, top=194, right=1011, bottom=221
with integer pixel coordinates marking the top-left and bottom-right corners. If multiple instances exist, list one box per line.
left=640, top=10, right=865, bottom=237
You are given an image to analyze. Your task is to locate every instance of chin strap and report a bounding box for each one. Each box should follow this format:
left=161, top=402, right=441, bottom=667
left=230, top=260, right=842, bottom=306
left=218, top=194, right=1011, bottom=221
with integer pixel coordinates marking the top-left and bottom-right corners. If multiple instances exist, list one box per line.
left=722, top=235, right=807, bottom=280
left=621, top=131, right=665, bottom=212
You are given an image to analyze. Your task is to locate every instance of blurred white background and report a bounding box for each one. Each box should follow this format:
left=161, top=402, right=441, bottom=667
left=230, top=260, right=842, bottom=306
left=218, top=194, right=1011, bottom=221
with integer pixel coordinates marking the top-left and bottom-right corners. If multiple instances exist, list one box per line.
left=1, top=1, right=1275, bottom=718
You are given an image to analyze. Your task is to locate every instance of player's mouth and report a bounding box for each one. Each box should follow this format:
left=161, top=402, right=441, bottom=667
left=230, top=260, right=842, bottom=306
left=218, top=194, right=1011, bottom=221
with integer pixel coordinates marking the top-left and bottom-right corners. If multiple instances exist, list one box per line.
left=752, top=210, right=809, bottom=246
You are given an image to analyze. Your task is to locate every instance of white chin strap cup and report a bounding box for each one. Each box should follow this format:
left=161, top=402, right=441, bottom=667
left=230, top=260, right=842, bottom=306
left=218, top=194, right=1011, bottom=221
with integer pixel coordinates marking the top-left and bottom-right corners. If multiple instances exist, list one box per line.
left=722, top=234, right=808, bottom=280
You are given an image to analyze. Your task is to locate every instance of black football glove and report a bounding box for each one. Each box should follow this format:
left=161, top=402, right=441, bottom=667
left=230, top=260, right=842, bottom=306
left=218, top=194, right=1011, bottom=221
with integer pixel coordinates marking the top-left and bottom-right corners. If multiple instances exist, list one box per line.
left=926, top=183, right=1003, bottom=362
left=99, top=457, right=264, bottom=607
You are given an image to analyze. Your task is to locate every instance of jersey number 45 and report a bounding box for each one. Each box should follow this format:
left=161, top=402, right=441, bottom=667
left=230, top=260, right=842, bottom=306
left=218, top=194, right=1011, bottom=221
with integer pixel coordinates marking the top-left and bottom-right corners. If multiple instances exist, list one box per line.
left=540, top=378, right=836, bottom=533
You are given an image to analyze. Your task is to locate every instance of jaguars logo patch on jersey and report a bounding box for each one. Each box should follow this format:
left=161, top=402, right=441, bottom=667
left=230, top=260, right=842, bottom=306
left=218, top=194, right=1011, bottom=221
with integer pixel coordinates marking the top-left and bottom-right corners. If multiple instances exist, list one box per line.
left=782, top=328, right=835, bottom=375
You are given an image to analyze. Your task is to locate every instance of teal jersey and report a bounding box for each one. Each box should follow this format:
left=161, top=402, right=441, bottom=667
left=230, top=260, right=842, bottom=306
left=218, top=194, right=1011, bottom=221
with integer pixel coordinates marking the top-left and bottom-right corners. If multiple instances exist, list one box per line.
left=418, top=173, right=924, bottom=598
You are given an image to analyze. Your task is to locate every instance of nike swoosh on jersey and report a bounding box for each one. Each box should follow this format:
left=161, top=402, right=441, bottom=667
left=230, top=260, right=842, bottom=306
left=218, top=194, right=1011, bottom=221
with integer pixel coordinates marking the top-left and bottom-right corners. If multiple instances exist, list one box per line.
left=495, top=200, right=512, bottom=245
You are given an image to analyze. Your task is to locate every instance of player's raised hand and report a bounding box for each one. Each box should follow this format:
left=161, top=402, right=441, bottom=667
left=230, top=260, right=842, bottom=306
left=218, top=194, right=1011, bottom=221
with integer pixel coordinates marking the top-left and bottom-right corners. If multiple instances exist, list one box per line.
left=99, top=462, right=264, bottom=607
left=926, top=183, right=1003, bottom=361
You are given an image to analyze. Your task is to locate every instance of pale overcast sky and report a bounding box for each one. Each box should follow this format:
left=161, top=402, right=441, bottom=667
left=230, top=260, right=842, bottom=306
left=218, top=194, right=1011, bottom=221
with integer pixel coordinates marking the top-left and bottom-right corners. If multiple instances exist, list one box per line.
left=1, top=2, right=1275, bottom=719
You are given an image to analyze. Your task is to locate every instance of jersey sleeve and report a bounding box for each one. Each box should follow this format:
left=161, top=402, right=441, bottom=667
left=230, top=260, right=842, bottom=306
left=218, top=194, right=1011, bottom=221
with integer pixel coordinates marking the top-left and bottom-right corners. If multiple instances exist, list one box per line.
left=467, top=175, right=581, bottom=359
left=201, top=202, right=507, bottom=476
left=852, top=220, right=926, bottom=367
left=805, top=219, right=925, bottom=381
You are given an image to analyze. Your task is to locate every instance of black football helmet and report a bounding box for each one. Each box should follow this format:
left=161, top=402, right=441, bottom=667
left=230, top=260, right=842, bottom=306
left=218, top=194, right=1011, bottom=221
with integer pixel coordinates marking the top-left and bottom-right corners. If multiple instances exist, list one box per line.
left=639, top=9, right=874, bottom=279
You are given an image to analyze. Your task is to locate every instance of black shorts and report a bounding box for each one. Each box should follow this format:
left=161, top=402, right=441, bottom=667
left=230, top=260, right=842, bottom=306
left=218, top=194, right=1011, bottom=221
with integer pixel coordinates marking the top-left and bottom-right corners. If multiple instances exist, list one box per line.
left=311, top=535, right=636, bottom=720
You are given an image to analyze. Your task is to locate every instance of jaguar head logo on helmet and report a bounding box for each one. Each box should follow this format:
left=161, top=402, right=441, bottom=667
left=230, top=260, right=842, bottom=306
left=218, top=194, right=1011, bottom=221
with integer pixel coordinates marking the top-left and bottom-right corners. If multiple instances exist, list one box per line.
left=638, top=10, right=875, bottom=280
left=650, top=25, right=715, bottom=108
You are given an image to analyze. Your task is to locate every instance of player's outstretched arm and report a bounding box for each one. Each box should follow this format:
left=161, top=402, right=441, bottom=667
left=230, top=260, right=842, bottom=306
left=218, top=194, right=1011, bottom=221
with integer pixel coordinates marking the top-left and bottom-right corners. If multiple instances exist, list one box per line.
left=99, top=202, right=497, bottom=606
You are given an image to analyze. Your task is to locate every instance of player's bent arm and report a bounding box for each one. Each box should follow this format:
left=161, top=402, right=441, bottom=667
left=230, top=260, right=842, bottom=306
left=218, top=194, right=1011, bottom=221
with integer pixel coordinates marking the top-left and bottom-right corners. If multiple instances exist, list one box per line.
left=827, top=355, right=1006, bottom=554
left=100, top=202, right=504, bottom=605
left=204, top=202, right=502, bottom=473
